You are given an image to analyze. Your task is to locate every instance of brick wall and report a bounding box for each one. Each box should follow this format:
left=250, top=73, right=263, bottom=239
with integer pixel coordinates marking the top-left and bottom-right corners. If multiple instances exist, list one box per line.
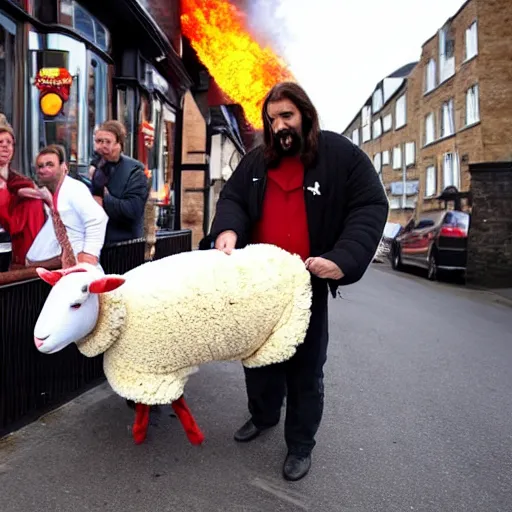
left=181, top=92, right=207, bottom=247
left=182, top=92, right=206, bottom=165
left=466, top=163, right=512, bottom=287
left=181, top=170, right=205, bottom=248
left=477, top=0, right=512, bottom=162
left=345, top=70, right=422, bottom=225
left=416, top=0, right=482, bottom=209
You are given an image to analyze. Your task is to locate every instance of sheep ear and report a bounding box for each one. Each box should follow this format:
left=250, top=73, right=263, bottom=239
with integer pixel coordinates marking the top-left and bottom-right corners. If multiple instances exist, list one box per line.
left=36, top=268, right=62, bottom=286
left=88, top=276, right=125, bottom=294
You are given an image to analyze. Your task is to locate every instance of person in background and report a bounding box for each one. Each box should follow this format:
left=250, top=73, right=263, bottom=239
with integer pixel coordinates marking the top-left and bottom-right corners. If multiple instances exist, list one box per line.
left=206, top=82, right=389, bottom=481
left=0, top=114, right=46, bottom=270
left=90, top=120, right=148, bottom=243
left=26, top=145, right=107, bottom=267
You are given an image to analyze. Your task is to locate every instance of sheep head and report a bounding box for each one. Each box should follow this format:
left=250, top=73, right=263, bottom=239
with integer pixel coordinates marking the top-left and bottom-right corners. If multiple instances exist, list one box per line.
left=34, top=264, right=125, bottom=354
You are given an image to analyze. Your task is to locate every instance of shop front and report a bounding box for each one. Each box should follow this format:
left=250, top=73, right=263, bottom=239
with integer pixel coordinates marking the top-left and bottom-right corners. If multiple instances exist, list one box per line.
left=0, top=0, right=193, bottom=433
left=1, top=0, right=191, bottom=223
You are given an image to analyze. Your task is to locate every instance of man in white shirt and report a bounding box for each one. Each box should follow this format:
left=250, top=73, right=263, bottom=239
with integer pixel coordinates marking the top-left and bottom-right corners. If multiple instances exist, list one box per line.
left=26, top=145, right=108, bottom=267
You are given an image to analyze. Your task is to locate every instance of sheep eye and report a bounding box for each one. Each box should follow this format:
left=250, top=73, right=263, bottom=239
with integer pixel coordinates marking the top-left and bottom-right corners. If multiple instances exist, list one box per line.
left=81, top=285, right=88, bottom=293
left=70, top=303, right=81, bottom=310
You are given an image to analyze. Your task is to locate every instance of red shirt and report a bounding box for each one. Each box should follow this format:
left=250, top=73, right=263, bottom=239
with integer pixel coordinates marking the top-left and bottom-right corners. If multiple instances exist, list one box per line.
left=252, top=157, right=310, bottom=262
left=0, top=172, right=46, bottom=267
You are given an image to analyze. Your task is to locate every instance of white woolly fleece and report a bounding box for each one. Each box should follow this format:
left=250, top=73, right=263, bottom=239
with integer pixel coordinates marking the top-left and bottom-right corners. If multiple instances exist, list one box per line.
left=77, top=244, right=312, bottom=405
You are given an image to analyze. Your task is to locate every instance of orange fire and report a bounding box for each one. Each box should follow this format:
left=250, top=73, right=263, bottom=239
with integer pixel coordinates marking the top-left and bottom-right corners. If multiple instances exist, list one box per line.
left=180, top=0, right=296, bottom=129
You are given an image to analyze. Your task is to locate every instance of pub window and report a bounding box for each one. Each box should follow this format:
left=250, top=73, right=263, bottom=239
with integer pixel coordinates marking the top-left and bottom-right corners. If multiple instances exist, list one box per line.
left=74, top=3, right=95, bottom=42
left=87, top=53, right=109, bottom=154
left=29, top=33, right=90, bottom=174
left=59, top=0, right=110, bottom=51
left=117, top=87, right=136, bottom=157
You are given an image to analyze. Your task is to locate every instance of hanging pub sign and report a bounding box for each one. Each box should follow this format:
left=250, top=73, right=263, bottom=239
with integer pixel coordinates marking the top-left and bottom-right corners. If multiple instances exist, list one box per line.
left=34, top=68, right=73, bottom=117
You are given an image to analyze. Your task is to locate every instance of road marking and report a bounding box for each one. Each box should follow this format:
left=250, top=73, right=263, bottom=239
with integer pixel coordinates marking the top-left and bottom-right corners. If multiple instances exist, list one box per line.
left=251, top=476, right=310, bottom=510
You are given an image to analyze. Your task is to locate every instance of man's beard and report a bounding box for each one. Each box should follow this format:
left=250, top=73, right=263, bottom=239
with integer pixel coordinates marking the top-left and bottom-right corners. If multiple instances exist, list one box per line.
left=274, top=129, right=302, bottom=157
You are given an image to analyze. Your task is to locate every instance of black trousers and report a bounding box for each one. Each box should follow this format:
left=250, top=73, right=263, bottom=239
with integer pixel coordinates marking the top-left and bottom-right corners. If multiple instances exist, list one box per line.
left=243, top=277, right=329, bottom=456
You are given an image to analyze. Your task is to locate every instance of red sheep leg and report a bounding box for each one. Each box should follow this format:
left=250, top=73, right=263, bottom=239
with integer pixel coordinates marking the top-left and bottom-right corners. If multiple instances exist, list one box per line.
left=171, top=396, right=205, bottom=446
left=132, top=403, right=150, bottom=444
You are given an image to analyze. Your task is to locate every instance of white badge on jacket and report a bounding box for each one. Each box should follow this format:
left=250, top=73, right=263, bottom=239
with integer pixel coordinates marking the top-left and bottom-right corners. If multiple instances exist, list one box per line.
left=307, top=182, right=321, bottom=196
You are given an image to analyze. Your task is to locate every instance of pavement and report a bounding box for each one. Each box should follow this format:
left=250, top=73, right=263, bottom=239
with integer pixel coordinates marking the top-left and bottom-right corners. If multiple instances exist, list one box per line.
left=1, top=265, right=512, bottom=512
left=488, top=287, right=512, bottom=304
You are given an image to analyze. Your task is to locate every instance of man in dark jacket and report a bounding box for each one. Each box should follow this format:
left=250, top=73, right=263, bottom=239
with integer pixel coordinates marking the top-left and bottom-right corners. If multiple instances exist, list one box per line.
left=206, top=82, right=389, bottom=482
left=90, top=120, right=148, bottom=243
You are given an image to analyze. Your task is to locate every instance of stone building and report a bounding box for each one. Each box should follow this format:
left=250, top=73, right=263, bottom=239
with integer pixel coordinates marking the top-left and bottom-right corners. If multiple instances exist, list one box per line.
left=342, top=0, right=512, bottom=227
left=343, top=62, right=420, bottom=225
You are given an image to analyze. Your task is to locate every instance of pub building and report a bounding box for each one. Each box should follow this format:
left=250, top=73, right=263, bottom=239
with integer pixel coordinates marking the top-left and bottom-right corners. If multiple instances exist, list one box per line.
left=0, top=0, right=191, bottom=230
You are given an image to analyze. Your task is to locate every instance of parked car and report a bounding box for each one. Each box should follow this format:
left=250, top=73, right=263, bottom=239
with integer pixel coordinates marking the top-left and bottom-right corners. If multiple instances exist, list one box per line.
left=374, top=222, right=402, bottom=263
left=390, top=210, right=470, bottom=280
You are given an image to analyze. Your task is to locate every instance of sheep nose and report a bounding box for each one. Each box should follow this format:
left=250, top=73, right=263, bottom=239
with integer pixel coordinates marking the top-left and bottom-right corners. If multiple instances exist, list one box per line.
left=34, top=337, right=44, bottom=349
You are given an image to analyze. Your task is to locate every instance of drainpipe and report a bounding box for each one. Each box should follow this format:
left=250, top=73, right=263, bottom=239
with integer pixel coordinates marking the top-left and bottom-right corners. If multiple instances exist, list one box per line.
left=202, top=123, right=212, bottom=238
left=173, top=103, right=184, bottom=230
left=402, top=142, right=407, bottom=212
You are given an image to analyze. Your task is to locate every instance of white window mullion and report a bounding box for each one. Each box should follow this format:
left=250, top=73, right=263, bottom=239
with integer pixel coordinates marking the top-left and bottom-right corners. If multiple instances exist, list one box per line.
left=405, top=142, right=415, bottom=166
left=425, top=113, right=435, bottom=144
left=465, top=21, right=478, bottom=60
left=395, top=95, right=406, bottom=129
left=373, top=153, right=382, bottom=174
left=448, top=99, right=455, bottom=134
left=383, top=114, right=392, bottom=132
left=453, top=153, right=460, bottom=189
left=443, top=153, right=452, bottom=187
left=425, top=166, right=436, bottom=197
left=393, top=147, right=402, bottom=169
left=466, top=84, right=480, bottom=125
left=352, top=128, right=359, bottom=146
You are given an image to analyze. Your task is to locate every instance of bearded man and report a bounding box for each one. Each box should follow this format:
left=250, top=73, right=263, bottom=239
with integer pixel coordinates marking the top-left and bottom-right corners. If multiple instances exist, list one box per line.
left=205, top=82, right=389, bottom=481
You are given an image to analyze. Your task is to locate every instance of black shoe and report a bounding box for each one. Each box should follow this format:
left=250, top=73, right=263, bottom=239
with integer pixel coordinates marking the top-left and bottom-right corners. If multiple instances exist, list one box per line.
left=282, top=453, right=312, bottom=481
left=234, top=419, right=265, bottom=442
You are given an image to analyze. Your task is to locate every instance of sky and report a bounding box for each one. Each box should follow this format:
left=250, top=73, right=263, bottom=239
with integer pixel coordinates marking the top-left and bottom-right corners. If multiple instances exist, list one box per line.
left=244, top=0, right=467, bottom=133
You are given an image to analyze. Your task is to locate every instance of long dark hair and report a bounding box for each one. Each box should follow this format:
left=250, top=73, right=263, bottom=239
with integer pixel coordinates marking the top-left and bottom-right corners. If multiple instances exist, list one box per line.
left=262, top=82, right=320, bottom=169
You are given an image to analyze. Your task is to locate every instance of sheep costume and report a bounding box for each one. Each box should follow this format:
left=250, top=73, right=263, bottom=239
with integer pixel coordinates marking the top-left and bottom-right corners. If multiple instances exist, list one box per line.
left=33, top=244, right=312, bottom=444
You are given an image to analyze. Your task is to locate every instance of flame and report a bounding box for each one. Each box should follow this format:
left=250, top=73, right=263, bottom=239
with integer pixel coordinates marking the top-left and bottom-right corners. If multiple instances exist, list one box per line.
left=181, top=0, right=296, bottom=129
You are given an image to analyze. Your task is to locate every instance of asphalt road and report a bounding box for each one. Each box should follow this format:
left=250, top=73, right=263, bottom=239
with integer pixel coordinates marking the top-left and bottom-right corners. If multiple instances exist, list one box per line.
left=1, top=265, right=511, bottom=512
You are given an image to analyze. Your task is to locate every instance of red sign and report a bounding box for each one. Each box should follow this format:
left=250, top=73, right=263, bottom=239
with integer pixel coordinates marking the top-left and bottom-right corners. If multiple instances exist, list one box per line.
left=35, top=68, right=73, bottom=117
left=35, top=68, right=73, bottom=101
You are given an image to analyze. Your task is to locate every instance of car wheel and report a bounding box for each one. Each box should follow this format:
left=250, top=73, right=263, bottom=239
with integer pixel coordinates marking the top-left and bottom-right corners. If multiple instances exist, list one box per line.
left=391, top=245, right=402, bottom=270
left=427, top=253, right=438, bottom=281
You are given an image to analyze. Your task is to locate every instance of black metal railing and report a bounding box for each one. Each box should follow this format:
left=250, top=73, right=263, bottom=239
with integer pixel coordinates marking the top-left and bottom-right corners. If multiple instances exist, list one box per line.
left=0, top=230, right=191, bottom=435
left=154, top=229, right=192, bottom=261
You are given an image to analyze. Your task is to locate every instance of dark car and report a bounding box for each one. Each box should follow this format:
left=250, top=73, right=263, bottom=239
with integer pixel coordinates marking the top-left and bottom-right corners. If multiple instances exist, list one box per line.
left=391, top=210, right=470, bottom=280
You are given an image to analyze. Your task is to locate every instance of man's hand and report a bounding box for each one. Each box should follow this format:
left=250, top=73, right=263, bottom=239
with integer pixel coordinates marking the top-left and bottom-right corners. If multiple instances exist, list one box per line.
left=91, top=168, right=109, bottom=198
left=305, top=257, right=344, bottom=280
left=215, top=230, right=237, bottom=255
left=77, top=252, right=99, bottom=266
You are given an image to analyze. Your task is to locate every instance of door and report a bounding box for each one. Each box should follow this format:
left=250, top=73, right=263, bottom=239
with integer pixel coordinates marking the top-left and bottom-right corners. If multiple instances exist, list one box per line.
left=401, top=215, right=438, bottom=266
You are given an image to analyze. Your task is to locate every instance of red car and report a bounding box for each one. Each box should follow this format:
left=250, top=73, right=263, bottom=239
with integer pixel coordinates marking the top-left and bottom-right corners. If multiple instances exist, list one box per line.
left=391, top=210, right=470, bottom=281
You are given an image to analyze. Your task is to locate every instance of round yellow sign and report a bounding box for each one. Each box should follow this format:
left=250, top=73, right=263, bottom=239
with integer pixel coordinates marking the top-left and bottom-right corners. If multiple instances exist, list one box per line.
left=40, top=92, right=63, bottom=117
